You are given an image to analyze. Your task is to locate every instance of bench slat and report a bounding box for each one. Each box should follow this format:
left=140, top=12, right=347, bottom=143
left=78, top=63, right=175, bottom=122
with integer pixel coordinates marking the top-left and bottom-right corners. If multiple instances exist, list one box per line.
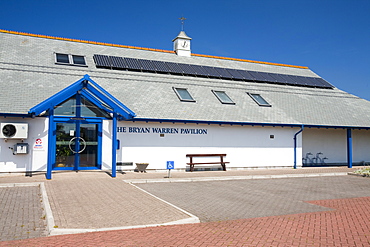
left=187, top=162, right=230, bottom=165
left=186, top=154, right=226, bottom=157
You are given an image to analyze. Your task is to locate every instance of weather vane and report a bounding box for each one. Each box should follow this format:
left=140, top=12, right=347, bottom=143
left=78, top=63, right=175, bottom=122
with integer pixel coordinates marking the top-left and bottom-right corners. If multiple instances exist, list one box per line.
left=179, top=16, right=186, bottom=31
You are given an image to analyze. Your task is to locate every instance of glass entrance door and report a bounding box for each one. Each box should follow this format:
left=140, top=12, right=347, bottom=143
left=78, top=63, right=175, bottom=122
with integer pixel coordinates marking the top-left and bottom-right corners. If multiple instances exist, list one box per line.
left=55, top=121, right=101, bottom=170
left=79, top=123, right=99, bottom=168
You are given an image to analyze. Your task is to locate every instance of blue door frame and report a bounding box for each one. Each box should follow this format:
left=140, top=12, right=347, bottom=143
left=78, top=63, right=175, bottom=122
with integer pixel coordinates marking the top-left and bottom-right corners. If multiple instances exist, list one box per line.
left=53, top=117, right=103, bottom=171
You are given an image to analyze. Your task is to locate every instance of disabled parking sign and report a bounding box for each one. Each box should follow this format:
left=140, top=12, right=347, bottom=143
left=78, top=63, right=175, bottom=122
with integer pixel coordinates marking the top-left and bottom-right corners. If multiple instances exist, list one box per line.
left=166, top=161, right=174, bottom=169
left=166, top=161, right=174, bottom=178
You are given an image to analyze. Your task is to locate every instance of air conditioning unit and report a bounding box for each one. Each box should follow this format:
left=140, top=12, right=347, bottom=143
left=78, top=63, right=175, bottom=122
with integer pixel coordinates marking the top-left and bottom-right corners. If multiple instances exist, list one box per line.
left=0, top=123, right=28, bottom=139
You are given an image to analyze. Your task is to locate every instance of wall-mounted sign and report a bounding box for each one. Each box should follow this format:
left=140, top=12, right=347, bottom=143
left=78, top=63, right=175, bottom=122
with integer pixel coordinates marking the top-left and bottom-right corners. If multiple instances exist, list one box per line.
left=117, top=126, right=208, bottom=135
left=33, top=138, right=44, bottom=151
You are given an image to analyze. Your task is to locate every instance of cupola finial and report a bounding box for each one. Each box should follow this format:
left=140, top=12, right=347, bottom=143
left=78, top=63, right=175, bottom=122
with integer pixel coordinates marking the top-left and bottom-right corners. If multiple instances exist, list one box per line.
left=179, top=16, right=186, bottom=31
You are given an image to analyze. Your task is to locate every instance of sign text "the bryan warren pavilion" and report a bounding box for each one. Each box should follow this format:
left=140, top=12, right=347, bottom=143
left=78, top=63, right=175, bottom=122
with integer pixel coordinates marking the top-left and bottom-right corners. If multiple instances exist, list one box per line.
left=117, top=127, right=208, bottom=135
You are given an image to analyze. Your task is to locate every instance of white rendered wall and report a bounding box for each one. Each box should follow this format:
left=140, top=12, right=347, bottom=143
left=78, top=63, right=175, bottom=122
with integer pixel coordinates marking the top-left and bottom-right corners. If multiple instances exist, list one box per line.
left=0, top=117, right=48, bottom=172
left=0, top=118, right=313, bottom=173
left=115, top=122, right=302, bottom=170
left=302, top=128, right=370, bottom=165
left=352, top=129, right=370, bottom=163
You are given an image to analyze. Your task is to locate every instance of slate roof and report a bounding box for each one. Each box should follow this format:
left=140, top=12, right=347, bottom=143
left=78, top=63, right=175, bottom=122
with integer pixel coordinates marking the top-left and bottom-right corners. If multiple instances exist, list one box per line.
left=1, top=30, right=370, bottom=128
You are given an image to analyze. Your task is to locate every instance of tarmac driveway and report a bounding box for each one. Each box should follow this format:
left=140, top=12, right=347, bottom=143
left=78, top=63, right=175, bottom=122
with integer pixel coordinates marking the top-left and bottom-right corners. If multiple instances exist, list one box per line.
left=136, top=176, right=370, bottom=222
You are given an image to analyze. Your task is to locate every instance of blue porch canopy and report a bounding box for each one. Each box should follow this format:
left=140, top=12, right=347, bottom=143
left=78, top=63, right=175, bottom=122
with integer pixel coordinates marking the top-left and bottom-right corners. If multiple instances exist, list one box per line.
left=29, top=74, right=136, bottom=179
left=29, top=74, right=135, bottom=120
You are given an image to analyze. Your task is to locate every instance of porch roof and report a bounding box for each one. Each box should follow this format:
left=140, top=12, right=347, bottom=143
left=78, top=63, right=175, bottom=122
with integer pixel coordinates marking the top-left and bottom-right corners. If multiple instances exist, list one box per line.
left=28, top=74, right=136, bottom=120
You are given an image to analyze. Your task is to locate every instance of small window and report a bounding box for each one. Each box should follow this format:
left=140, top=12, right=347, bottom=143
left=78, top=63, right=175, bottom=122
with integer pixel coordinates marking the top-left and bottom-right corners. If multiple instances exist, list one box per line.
left=248, top=93, right=271, bottom=106
left=174, top=88, right=195, bottom=102
left=72, top=55, right=86, bottom=65
left=56, top=53, right=69, bottom=63
left=212, top=90, right=235, bottom=104
left=55, top=53, right=87, bottom=66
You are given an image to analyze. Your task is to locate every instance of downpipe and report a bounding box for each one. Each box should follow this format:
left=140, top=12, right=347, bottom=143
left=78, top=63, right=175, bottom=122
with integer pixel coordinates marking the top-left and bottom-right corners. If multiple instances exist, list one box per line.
left=293, top=125, right=304, bottom=169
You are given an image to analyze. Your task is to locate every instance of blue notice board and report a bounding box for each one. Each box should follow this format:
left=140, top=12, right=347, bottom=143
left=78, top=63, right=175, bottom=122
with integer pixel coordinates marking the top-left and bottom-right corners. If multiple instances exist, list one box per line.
left=166, top=161, right=174, bottom=170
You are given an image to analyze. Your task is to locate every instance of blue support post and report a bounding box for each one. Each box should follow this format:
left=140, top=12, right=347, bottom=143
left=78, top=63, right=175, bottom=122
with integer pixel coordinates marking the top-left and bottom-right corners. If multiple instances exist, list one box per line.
left=347, top=128, right=353, bottom=168
left=111, top=112, right=117, bottom=178
left=46, top=109, right=54, bottom=179
left=293, top=125, right=304, bottom=169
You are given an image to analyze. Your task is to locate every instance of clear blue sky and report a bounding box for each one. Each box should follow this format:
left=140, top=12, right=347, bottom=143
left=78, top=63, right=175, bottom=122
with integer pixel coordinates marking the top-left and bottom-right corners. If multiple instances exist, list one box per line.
left=1, top=0, right=369, bottom=100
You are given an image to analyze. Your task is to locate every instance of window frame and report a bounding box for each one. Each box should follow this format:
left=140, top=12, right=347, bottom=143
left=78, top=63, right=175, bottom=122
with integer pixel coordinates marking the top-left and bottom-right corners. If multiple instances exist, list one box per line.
left=72, top=55, right=86, bottom=65
left=248, top=93, right=271, bottom=107
left=55, top=53, right=87, bottom=67
left=212, top=90, right=235, bottom=105
left=173, top=87, right=196, bottom=102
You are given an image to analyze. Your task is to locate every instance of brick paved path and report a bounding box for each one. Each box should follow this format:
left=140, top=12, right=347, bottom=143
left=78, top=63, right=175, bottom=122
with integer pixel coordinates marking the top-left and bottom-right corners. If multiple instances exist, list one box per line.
left=1, top=196, right=369, bottom=246
left=0, top=185, right=47, bottom=241
left=44, top=172, right=191, bottom=229
left=0, top=172, right=195, bottom=240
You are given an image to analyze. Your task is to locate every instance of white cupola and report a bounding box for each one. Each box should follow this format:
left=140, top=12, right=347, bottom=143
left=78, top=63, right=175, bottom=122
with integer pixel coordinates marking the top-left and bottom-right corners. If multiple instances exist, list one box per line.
left=172, top=31, right=192, bottom=57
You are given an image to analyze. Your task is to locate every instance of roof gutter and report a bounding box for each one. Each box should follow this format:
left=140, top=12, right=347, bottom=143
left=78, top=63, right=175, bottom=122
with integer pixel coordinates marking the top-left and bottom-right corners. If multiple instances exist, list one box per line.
left=130, top=118, right=304, bottom=128
left=127, top=118, right=370, bottom=130
left=0, top=113, right=33, bottom=118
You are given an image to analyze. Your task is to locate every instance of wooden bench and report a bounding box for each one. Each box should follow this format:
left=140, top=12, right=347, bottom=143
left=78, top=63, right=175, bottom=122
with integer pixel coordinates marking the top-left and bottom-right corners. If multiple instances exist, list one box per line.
left=186, top=154, right=229, bottom=172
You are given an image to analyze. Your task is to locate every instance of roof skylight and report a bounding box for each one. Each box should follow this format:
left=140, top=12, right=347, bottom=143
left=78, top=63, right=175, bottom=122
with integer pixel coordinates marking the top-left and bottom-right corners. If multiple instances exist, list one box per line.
left=212, top=90, right=235, bottom=104
left=248, top=93, right=271, bottom=107
left=174, top=88, right=195, bottom=102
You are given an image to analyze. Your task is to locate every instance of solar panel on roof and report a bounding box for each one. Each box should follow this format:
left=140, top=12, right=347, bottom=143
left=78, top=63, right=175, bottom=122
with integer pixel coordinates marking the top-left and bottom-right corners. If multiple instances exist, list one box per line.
left=152, top=61, right=171, bottom=73
left=308, top=77, right=326, bottom=87
left=309, top=77, right=323, bottom=87
left=166, top=62, right=184, bottom=74
left=140, top=59, right=156, bottom=71
left=178, top=63, right=197, bottom=75
left=93, top=54, right=111, bottom=68
left=198, top=66, right=210, bottom=76
left=305, top=77, right=325, bottom=88
left=198, top=65, right=211, bottom=76
left=248, top=71, right=270, bottom=82
left=110, top=56, right=126, bottom=69
left=189, top=64, right=207, bottom=76
left=298, top=77, right=310, bottom=86
left=224, top=69, right=244, bottom=80
left=300, top=77, right=313, bottom=87
left=291, top=76, right=307, bottom=86
left=202, top=66, right=221, bottom=78
left=93, top=54, right=334, bottom=90
left=269, top=73, right=287, bottom=84
left=124, top=58, right=142, bottom=70
left=214, top=67, right=233, bottom=79
left=302, top=76, right=330, bottom=88
left=314, top=78, right=333, bottom=88
left=238, top=70, right=254, bottom=81
left=278, top=74, right=296, bottom=85
left=262, top=73, right=278, bottom=82
left=319, top=78, right=333, bottom=88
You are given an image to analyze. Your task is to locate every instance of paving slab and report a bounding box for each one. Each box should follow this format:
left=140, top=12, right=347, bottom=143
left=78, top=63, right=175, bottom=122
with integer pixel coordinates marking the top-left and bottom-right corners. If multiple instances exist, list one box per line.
left=0, top=184, right=47, bottom=241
